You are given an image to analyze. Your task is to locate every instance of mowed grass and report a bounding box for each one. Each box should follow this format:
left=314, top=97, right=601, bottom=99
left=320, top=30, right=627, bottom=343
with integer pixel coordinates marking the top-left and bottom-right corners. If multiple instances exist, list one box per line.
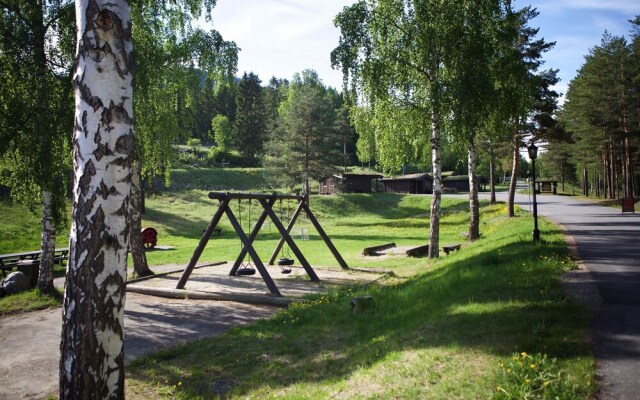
left=126, top=199, right=595, bottom=399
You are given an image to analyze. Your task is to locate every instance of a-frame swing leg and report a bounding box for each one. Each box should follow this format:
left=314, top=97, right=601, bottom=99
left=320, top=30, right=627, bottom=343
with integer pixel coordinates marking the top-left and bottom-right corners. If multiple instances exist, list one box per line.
left=224, top=206, right=282, bottom=297
left=302, top=203, right=349, bottom=270
left=230, top=197, right=276, bottom=275
left=259, top=199, right=320, bottom=282
left=176, top=197, right=231, bottom=289
left=268, top=199, right=304, bottom=265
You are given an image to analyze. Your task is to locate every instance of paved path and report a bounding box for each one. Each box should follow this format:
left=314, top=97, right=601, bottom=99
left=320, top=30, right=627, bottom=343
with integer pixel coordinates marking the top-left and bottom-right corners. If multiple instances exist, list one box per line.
left=0, top=282, right=277, bottom=399
left=491, top=190, right=640, bottom=400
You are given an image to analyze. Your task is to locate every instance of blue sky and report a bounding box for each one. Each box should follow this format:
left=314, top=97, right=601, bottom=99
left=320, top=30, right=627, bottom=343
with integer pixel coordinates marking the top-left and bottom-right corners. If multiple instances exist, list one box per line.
left=208, top=1, right=638, bottom=102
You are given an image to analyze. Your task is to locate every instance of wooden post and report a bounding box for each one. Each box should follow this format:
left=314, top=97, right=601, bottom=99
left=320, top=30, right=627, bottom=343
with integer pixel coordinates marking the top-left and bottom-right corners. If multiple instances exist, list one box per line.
left=302, top=203, right=349, bottom=270
left=176, top=197, right=231, bottom=289
left=259, top=199, right=320, bottom=282
left=268, top=199, right=304, bottom=265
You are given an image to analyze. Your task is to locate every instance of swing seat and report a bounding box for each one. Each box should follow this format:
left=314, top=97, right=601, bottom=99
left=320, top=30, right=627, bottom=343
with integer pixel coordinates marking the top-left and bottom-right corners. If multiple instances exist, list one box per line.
left=236, top=267, right=256, bottom=276
left=277, top=257, right=295, bottom=266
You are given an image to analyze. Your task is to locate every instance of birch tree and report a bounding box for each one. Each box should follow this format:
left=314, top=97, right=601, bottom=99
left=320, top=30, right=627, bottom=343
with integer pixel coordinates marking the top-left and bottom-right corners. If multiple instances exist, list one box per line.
left=0, top=0, right=74, bottom=294
left=333, top=0, right=508, bottom=256
left=59, top=0, right=134, bottom=396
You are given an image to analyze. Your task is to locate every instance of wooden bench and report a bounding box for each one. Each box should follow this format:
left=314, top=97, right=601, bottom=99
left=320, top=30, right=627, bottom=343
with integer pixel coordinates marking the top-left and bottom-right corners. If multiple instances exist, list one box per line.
left=442, top=244, right=461, bottom=255
left=406, top=245, right=429, bottom=257
left=362, top=242, right=396, bottom=256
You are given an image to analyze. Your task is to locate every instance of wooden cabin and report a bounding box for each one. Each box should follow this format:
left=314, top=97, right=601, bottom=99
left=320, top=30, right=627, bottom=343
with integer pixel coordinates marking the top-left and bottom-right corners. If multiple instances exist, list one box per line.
left=319, top=173, right=383, bottom=194
left=442, top=175, right=488, bottom=192
left=381, top=173, right=433, bottom=194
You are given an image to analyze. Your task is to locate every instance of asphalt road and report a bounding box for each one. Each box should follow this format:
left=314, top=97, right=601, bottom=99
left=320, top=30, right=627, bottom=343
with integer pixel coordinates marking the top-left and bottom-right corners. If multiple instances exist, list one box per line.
left=492, top=189, right=640, bottom=400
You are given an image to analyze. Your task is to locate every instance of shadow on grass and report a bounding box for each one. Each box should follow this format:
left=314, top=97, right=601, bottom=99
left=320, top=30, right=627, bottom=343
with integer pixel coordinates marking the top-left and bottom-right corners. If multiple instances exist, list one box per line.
left=129, top=231, right=591, bottom=398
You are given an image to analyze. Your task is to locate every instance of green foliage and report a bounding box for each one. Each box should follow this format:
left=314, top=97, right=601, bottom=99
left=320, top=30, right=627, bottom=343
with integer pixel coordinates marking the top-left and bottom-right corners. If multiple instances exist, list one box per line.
left=494, top=352, right=583, bottom=399
left=210, top=114, right=232, bottom=151
left=559, top=26, right=639, bottom=197
left=265, top=69, right=343, bottom=189
left=234, top=73, right=267, bottom=166
left=186, top=138, right=202, bottom=153
left=132, top=0, right=238, bottom=185
left=0, top=1, right=74, bottom=225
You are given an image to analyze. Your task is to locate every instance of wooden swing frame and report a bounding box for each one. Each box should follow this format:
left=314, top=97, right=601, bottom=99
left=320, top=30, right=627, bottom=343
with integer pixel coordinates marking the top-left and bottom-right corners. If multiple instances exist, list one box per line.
left=176, top=192, right=349, bottom=297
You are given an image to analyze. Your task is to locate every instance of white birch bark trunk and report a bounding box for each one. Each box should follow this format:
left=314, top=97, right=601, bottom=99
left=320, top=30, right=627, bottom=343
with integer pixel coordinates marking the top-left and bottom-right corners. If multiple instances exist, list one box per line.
left=468, top=140, right=479, bottom=240
left=60, top=0, right=134, bottom=398
left=428, top=108, right=441, bottom=258
left=507, top=123, right=519, bottom=217
left=37, top=191, right=56, bottom=293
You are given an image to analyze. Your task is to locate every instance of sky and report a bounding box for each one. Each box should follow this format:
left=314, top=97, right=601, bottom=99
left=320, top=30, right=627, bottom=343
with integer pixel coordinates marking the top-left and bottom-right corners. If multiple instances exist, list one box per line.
left=206, top=0, right=639, bottom=101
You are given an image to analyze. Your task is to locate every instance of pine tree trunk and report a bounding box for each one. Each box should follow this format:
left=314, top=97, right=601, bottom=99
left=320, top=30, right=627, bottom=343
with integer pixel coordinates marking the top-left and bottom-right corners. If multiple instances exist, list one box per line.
left=130, top=160, right=154, bottom=277
left=37, top=191, right=56, bottom=294
left=468, top=140, right=479, bottom=241
left=507, top=123, right=519, bottom=217
left=60, top=1, right=134, bottom=398
left=428, top=108, right=441, bottom=258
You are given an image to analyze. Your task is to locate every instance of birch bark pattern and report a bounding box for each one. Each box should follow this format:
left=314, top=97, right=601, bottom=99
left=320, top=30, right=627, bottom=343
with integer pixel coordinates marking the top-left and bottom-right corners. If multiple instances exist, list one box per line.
left=468, top=142, right=479, bottom=240
left=507, top=125, right=519, bottom=217
left=38, top=191, right=56, bottom=293
left=428, top=108, right=441, bottom=258
left=60, top=0, right=134, bottom=398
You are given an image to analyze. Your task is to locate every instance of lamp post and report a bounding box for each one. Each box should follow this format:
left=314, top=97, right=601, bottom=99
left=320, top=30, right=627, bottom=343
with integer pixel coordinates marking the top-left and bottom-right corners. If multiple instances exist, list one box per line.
left=528, top=140, right=540, bottom=241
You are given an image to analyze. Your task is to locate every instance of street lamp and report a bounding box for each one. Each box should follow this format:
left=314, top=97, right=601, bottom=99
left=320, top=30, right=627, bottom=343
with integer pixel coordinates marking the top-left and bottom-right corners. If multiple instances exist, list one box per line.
left=527, top=140, right=540, bottom=241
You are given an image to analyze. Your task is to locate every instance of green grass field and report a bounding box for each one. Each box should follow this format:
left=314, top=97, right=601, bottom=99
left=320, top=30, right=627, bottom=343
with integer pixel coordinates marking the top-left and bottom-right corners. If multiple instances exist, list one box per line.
left=0, top=167, right=596, bottom=398
left=126, top=196, right=594, bottom=399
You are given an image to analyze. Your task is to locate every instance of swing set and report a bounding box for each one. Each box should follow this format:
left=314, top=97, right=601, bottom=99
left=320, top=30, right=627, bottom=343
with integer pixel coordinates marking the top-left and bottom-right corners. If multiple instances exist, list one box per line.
left=176, top=191, right=349, bottom=297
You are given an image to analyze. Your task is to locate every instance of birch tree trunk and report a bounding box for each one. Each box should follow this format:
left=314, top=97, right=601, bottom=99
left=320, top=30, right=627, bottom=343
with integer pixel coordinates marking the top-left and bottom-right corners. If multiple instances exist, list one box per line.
left=489, top=149, right=496, bottom=204
left=129, top=160, right=154, bottom=277
left=60, top=1, right=134, bottom=398
left=34, top=1, right=57, bottom=294
left=428, top=108, right=442, bottom=258
left=37, top=191, right=56, bottom=293
left=468, top=140, right=479, bottom=240
left=507, top=124, right=519, bottom=217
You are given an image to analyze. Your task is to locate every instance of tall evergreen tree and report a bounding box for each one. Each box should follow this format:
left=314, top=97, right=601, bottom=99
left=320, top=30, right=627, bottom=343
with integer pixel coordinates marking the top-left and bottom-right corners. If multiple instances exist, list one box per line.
left=266, top=70, right=342, bottom=192
left=233, top=72, right=266, bottom=166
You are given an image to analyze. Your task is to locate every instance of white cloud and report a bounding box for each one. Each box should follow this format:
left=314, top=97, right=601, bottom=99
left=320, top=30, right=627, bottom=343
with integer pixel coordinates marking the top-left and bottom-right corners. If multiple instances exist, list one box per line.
left=535, top=0, right=639, bottom=14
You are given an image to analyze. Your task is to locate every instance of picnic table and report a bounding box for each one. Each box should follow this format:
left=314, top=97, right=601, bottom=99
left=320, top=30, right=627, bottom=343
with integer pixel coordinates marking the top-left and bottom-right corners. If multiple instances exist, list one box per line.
left=0, top=248, right=69, bottom=277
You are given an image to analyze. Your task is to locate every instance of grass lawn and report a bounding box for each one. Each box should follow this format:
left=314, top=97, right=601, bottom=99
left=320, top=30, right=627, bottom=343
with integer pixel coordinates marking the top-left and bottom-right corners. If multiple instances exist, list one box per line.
left=125, top=194, right=595, bottom=399
left=0, top=167, right=596, bottom=398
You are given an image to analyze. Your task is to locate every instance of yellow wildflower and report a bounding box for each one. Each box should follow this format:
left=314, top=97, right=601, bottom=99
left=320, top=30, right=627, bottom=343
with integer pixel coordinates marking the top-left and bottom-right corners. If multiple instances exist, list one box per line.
left=521, top=352, right=527, bottom=357
left=530, top=364, right=536, bottom=369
